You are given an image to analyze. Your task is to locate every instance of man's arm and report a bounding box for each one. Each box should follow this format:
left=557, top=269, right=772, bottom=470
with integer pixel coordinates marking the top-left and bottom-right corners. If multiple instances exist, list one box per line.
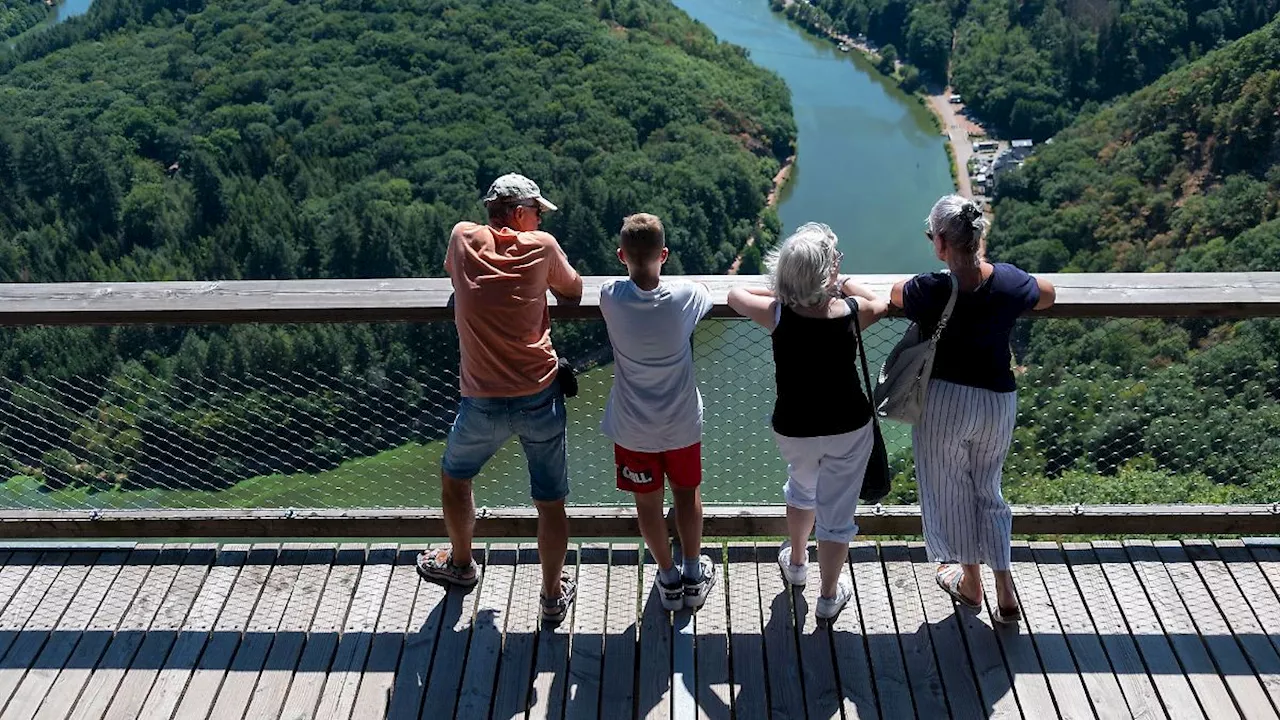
left=544, top=234, right=583, bottom=306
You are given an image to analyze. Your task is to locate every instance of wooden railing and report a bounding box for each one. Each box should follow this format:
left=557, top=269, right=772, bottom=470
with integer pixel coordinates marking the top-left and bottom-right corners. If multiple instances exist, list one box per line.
left=0, top=272, right=1278, bottom=538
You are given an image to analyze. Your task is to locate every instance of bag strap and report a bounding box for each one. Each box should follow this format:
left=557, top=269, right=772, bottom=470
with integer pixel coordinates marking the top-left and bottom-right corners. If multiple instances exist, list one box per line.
left=929, top=273, right=960, bottom=345
left=846, top=298, right=879, bottom=424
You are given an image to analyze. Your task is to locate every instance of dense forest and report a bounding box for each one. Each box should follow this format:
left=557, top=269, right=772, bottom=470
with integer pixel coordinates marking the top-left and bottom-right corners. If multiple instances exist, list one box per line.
left=0, top=0, right=48, bottom=40
left=781, top=0, right=1280, bottom=139
left=976, top=16, right=1280, bottom=504
left=0, top=0, right=794, bottom=496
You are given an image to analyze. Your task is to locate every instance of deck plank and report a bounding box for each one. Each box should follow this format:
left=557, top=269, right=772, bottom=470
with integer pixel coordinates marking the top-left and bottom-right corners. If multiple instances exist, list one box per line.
left=530, top=546, right=579, bottom=720
left=566, top=544, right=610, bottom=720
left=794, top=545, right=841, bottom=720
left=0, top=551, right=96, bottom=713
left=0, top=550, right=128, bottom=720
left=491, top=544, right=543, bottom=720
left=878, top=541, right=941, bottom=720
left=276, top=543, right=366, bottom=720
left=600, top=544, right=640, bottom=720
left=906, top=542, right=985, bottom=720
left=455, top=544, right=516, bottom=719
left=1152, top=541, right=1280, bottom=718
left=1214, top=541, right=1280, bottom=660
left=314, top=544, right=397, bottom=720
left=382, top=549, right=448, bottom=720
left=829, top=544, right=879, bottom=720
left=144, top=543, right=274, bottom=720
left=0, top=553, right=39, bottom=623
left=0, top=552, right=72, bottom=663
left=67, top=545, right=211, bottom=720
left=758, top=541, right=803, bottom=720
left=98, top=544, right=229, bottom=720
left=1030, top=543, right=1135, bottom=720
left=350, top=546, right=422, bottom=720
left=694, top=546, right=732, bottom=720
left=1250, top=544, right=1280, bottom=600
left=243, top=545, right=338, bottom=720
left=1010, top=542, right=1095, bottom=720
left=1107, top=540, right=1238, bottom=720
left=205, top=543, right=309, bottom=720
left=639, top=549, right=673, bottom=720
left=953, top=563, right=1021, bottom=720
left=725, top=545, right=765, bottom=720
left=29, top=546, right=169, bottom=720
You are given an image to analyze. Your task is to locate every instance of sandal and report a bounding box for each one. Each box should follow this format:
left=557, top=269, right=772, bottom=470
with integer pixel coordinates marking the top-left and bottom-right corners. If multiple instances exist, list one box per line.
left=541, top=573, right=577, bottom=624
left=935, top=564, right=982, bottom=610
left=994, top=605, right=1022, bottom=625
left=416, top=548, right=480, bottom=589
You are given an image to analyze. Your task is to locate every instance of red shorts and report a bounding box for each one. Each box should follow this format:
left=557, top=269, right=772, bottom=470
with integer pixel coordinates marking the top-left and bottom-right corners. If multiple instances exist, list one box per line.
left=615, top=442, right=702, bottom=493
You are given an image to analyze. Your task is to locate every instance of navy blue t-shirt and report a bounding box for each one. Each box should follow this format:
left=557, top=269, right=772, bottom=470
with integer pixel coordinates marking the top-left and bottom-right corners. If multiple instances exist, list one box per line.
left=902, top=263, right=1040, bottom=393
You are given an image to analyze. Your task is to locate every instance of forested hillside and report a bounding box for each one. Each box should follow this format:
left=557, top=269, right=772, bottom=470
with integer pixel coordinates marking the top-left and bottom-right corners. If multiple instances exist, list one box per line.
left=982, top=18, right=1280, bottom=504
left=0, top=0, right=47, bottom=40
left=0, top=0, right=795, bottom=496
left=785, top=0, right=1280, bottom=139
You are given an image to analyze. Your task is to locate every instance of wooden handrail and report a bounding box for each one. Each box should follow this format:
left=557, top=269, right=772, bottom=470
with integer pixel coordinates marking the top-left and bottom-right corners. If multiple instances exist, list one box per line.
left=1, top=273, right=1279, bottom=326
left=0, top=504, right=1275, bottom=538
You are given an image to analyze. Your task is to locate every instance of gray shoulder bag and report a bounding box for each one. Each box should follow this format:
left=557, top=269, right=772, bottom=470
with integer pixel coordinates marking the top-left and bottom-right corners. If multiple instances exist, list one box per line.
left=871, top=274, right=959, bottom=424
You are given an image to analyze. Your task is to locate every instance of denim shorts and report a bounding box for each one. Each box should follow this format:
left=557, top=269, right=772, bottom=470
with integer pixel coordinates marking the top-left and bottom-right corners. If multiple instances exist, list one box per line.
left=441, top=381, right=569, bottom=502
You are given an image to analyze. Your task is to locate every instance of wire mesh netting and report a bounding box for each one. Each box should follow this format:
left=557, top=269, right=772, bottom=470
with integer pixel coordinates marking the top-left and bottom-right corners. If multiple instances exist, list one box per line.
left=1, top=315, right=1277, bottom=510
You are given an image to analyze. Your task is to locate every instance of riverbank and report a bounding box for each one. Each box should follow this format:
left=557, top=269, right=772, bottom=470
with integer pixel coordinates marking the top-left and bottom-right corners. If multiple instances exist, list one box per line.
left=728, top=152, right=794, bottom=275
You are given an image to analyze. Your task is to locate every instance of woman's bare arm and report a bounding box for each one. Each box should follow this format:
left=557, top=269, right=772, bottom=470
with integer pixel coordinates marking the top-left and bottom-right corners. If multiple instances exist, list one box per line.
left=1033, top=276, right=1056, bottom=310
left=728, top=287, right=779, bottom=332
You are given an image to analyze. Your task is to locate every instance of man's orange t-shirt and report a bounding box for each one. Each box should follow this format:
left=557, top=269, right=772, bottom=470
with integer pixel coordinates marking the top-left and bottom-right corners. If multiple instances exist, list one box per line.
left=446, top=222, right=579, bottom=398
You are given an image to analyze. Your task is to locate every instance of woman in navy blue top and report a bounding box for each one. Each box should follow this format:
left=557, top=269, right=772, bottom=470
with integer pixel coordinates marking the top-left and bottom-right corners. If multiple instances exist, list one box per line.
left=890, top=195, right=1055, bottom=623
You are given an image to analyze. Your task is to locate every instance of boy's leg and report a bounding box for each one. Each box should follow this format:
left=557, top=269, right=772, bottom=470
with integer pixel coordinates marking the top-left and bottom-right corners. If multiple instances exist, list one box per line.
left=665, top=443, right=705, bottom=577
left=633, top=488, right=674, bottom=570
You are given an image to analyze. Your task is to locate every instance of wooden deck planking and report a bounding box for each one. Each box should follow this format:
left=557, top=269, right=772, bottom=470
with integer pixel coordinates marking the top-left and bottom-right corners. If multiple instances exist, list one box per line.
left=206, top=543, right=310, bottom=720
left=529, top=546, right=579, bottom=719
left=693, top=546, right=731, bottom=720
left=314, top=544, right=397, bottom=720
left=1010, top=542, right=1096, bottom=720
left=724, top=545, right=765, bottom=720
left=794, top=546, right=841, bottom=720
left=0, top=551, right=97, bottom=712
left=277, top=543, right=366, bottom=720
left=600, top=544, right=640, bottom=720
left=0, top=552, right=73, bottom=663
left=758, top=542, right=804, bottom=720
left=1155, top=541, right=1280, bottom=717
left=454, top=544, right=516, bottom=719
left=29, top=546, right=168, bottom=720
left=1084, top=541, right=1204, bottom=720
left=67, top=544, right=211, bottom=720
left=0, top=550, right=128, bottom=720
left=244, top=545, right=338, bottom=720
left=951, top=563, right=1021, bottom=720
left=97, top=544, right=224, bottom=720
left=350, top=546, right=422, bottom=720
left=566, top=544, right=610, bottom=720
left=490, top=544, right=542, bottom=720
left=877, top=542, right=942, bottom=720
left=382, top=550, right=447, bottom=720
left=1029, top=543, right=1134, bottom=720
left=1214, top=541, right=1280, bottom=660
left=830, top=544, right=879, bottom=720
left=639, top=550, right=673, bottom=720
left=1105, top=540, right=1239, bottom=720
left=905, top=542, right=986, bottom=720
left=141, top=543, right=273, bottom=719
left=1250, top=544, right=1280, bottom=600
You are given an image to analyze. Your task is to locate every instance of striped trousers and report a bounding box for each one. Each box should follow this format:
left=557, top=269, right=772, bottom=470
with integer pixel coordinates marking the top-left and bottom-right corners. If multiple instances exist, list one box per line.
left=912, top=379, right=1018, bottom=571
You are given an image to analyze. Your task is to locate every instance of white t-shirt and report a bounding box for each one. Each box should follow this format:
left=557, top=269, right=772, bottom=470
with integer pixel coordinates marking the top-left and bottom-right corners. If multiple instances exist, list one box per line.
left=599, top=278, right=714, bottom=453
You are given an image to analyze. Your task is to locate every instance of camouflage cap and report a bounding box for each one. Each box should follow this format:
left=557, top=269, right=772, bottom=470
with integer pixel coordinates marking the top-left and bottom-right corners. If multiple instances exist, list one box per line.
left=481, top=173, right=558, bottom=212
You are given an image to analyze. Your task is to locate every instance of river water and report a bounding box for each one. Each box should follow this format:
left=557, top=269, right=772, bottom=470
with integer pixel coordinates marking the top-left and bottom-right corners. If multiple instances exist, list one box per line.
left=5, top=0, right=954, bottom=510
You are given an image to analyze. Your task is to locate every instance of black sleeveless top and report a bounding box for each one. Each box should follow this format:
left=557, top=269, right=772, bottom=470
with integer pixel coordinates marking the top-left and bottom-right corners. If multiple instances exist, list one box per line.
left=770, top=300, right=872, bottom=438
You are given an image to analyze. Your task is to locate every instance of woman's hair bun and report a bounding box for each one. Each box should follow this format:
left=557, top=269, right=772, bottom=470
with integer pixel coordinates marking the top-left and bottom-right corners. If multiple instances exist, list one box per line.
left=961, top=202, right=981, bottom=223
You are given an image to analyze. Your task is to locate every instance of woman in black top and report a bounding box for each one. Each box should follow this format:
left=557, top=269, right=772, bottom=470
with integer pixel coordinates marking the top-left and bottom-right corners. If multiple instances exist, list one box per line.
left=890, top=195, right=1055, bottom=623
left=729, top=222, right=888, bottom=620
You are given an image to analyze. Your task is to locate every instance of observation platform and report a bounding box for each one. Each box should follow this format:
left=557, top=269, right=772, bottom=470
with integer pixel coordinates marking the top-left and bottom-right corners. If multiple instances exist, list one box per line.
left=0, top=540, right=1276, bottom=719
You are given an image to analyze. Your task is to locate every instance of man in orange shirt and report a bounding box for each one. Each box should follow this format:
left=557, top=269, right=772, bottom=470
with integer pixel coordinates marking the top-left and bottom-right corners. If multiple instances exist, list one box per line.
left=417, top=173, right=583, bottom=623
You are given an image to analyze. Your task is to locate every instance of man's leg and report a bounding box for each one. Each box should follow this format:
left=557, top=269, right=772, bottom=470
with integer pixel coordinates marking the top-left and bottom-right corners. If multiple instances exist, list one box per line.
left=634, top=488, right=674, bottom=570
left=442, top=471, right=476, bottom=569
left=535, top=498, right=569, bottom=599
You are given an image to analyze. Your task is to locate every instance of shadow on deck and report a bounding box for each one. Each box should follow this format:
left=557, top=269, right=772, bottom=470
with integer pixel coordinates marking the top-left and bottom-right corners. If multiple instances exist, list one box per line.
left=0, top=540, right=1274, bottom=719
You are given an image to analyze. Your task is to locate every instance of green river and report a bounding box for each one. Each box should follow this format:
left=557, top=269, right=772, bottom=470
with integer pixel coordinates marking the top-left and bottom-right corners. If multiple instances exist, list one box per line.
left=6, top=0, right=954, bottom=510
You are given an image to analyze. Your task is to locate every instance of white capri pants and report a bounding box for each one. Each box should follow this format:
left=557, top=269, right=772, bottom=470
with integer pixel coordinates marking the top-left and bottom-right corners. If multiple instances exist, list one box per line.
left=774, top=421, right=874, bottom=543
left=913, top=379, right=1018, bottom=570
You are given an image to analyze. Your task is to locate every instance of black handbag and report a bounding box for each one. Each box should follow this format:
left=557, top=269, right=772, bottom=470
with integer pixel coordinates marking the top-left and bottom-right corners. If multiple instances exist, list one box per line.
left=556, top=356, right=578, bottom=398
left=846, top=298, right=892, bottom=503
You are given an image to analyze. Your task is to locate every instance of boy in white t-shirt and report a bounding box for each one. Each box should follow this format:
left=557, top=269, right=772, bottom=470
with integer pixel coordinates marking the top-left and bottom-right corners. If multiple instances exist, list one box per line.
left=600, top=213, right=717, bottom=611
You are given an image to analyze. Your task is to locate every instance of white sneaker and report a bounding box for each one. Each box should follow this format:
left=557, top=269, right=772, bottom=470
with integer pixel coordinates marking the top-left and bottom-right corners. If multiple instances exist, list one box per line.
left=656, top=569, right=685, bottom=612
left=816, top=577, right=854, bottom=620
left=683, top=555, right=718, bottom=609
left=777, top=542, right=808, bottom=586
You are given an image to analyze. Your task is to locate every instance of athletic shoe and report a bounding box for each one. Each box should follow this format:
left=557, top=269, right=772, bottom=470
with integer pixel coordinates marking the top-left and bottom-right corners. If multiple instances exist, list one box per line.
left=683, top=555, right=719, bottom=609
left=816, top=577, right=854, bottom=620
left=777, top=542, right=808, bottom=586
